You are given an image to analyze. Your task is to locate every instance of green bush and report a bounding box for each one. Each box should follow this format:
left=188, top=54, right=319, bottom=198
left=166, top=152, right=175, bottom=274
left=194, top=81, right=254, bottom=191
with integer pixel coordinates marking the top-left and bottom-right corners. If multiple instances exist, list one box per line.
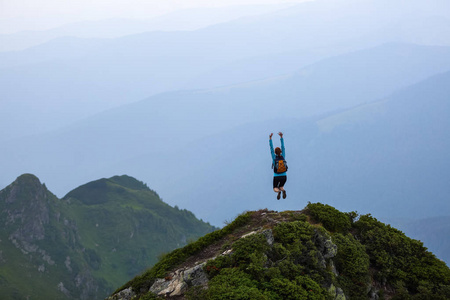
left=354, top=214, right=450, bottom=297
left=232, top=233, right=270, bottom=266
left=272, top=220, right=315, bottom=245
left=333, top=233, right=370, bottom=299
left=200, top=268, right=268, bottom=300
left=306, top=203, right=352, bottom=233
left=269, top=276, right=330, bottom=300
left=272, top=220, right=324, bottom=275
left=200, top=219, right=332, bottom=300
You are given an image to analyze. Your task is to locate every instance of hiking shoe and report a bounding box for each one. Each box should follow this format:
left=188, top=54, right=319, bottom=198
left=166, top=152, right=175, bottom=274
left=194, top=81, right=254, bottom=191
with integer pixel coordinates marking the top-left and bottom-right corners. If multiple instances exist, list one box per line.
left=277, top=192, right=281, bottom=200
left=282, top=190, right=286, bottom=199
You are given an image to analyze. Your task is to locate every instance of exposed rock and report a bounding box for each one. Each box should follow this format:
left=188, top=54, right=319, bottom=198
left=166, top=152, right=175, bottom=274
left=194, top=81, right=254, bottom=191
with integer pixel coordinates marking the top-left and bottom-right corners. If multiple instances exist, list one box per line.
left=240, top=231, right=257, bottom=239
left=328, top=284, right=347, bottom=300
left=183, top=262, right=209, bottom=287
left=40, top=249, right=55, bottom=265
left=262, top=229, right=274, bottom=246
left=369, top=287, right=380, bottom=300
left=315, top=229, right=337, bottom=268
left=4, top=184, right=18, bottom=204
left=149, top=262, right=208, bottom=297
left=106, top=287, right=135, bottom=300
left=3, top=175, right=52, bottom=265
left=65, top=256, right=72, bottom=272
left=149, top=278, right=171, bottom=295
left=335, top=287, right=346, bottom=300
left=329, top=259, right=339, bottom=276
left=222, top=249, right=232, bottom=255
left=315, top=229, right=337, bottom=259
left=57, top=282, right=71, bottom=298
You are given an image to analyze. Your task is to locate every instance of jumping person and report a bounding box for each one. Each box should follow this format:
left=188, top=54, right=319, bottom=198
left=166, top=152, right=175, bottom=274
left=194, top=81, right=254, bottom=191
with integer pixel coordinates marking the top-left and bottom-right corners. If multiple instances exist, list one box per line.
left=269, top=132, right=287, bottom=200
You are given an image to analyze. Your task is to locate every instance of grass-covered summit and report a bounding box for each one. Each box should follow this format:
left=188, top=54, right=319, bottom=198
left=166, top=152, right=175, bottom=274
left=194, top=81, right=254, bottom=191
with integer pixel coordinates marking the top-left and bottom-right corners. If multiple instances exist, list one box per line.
left=111, top=203, right=450, bottom=300
left=62, top=175, right=216, bottom=286
left=0, top=174, right=215, bottom=300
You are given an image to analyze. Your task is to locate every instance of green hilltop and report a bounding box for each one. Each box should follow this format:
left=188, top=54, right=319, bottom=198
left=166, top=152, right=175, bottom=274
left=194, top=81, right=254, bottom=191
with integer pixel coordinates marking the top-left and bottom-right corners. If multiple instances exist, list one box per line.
left=0, top=174, right=216, bottom=299
left=111, top=203, right=450, bottom=300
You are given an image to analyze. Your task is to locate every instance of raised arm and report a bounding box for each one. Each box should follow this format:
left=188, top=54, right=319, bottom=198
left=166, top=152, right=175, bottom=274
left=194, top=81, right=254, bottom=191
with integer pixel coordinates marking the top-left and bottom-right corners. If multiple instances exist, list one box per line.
left=279, top=132, right=285, bottom=158
left=269, top=133, right=275, bottom=160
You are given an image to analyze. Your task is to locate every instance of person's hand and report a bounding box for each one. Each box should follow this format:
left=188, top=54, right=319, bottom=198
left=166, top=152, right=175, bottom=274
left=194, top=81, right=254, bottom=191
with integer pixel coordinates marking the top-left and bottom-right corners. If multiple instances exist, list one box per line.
left=278, top=132, right=283, bottom=138
left=269, top=133, right=273, bottom=139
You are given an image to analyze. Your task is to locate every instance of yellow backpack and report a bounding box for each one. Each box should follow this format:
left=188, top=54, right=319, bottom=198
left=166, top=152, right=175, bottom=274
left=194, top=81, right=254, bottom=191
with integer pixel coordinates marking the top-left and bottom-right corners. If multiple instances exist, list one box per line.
left=273, top=156, right=288, bottom=173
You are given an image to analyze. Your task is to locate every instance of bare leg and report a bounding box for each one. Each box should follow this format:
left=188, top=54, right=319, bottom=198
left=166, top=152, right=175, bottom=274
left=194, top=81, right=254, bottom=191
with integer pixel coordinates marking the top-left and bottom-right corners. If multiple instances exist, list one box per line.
left=274, top=188, right=281, bottom=200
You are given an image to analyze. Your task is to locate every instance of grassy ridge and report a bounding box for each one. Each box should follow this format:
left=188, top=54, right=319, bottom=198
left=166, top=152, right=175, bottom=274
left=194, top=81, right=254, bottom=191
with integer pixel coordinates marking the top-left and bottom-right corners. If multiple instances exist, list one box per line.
left=62, top=175, right=217, bottom=291
left=0, top=174, right=216, bottom=299
left=119, top=203, right=450, bottom=299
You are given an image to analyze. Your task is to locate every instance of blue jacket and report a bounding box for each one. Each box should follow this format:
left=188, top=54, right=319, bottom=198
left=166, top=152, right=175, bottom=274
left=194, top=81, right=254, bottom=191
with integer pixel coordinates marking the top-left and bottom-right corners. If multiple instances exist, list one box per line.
left=270, top=137, right=286, bottom=177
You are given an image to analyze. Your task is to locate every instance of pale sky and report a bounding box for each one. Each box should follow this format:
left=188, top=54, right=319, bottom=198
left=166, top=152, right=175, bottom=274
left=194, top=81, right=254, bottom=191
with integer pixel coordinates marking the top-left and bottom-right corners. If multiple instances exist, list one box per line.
left=0, top=0, right=310, bottom=33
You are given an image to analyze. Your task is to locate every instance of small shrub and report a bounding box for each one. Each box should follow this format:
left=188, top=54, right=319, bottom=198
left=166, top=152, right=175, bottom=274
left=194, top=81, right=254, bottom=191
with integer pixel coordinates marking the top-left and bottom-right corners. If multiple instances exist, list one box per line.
left=273, top=220, right=314, bottom=245
left=232, top=233, right=270, bottom=265
left=204, top=268, right=269, bottom=300
left=306, top=203, right=351, bottom=233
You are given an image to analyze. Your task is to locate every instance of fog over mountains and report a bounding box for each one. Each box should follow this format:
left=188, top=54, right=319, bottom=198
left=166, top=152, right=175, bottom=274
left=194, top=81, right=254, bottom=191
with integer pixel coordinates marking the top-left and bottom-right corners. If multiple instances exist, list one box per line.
left=2, top=0, right=450, bottom=138
left=0, top=4, right=295, bottom=51
left=1, top=0, right=450, bottom=239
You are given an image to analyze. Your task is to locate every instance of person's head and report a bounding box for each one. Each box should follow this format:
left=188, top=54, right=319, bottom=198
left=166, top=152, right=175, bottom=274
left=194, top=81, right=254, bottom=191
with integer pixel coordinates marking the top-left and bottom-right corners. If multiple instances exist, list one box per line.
left=275, top=147, right=282, bottom=156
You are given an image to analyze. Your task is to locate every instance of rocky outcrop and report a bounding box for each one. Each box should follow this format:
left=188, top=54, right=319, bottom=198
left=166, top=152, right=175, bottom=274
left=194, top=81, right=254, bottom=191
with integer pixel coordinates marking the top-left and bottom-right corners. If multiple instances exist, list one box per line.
left=108, top=262, right=210, bottom=300
left=0, top=174, right=103, bottom=300
left=314, top=230, right=345, bottom=299
left=150, top=262, right=208, bottom=297
left=4, top=175, right=50, bottom=243
left=315, top=228, right=338, bottom=268
left=2, top=175, right=55, bottom=266
left=328, top=284, right=347, bottom=300
left=106, top=287, right=135, bottom=300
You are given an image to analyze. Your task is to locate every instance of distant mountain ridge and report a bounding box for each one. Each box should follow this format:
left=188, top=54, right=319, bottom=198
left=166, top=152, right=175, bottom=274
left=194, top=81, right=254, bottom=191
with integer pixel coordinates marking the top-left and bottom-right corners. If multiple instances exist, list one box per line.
left=0, top=4, right=294, bottom=51
left=0, top=174, right=215, bottom=299
left=146, top=68, right=450, bottom=226
left=2, top=0, right=450, bottom=139
left=2, top=43, right=450, bottom=194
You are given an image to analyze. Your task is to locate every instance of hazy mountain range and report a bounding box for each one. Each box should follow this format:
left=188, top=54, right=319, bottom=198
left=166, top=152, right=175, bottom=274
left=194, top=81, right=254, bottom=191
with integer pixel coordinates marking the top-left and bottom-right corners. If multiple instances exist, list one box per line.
left=1, top=0, right=450, bottom=139
left=0, top=4, right=295, bottom=51
left=2, top=43, right=450, bottom=212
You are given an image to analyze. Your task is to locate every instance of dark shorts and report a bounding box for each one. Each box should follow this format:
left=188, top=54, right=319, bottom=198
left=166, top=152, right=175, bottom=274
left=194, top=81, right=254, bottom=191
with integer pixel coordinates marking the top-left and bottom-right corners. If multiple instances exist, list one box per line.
left=273, top=176, right=287, bottom=189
